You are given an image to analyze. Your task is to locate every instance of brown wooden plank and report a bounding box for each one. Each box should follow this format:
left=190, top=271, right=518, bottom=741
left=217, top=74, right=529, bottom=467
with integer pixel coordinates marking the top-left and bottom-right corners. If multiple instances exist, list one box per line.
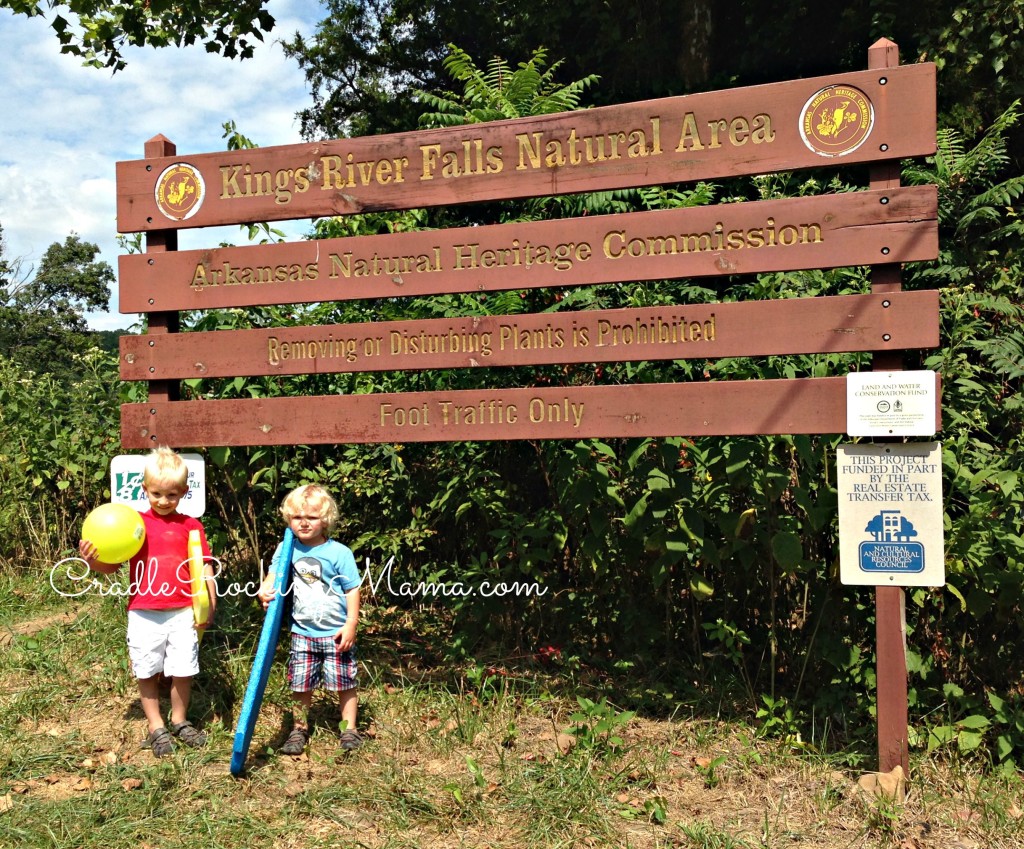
left=116, top=64, right=936, bottom=233
left=118, top=186, right=938, bottom=313
left=120, top=375, right=942, bottom=448
left=119, top=291, right=939, bottom=380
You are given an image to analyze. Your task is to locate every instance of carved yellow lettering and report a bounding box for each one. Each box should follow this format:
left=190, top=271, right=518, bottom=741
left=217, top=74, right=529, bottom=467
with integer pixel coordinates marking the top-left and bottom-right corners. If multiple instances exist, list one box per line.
left=675, top=113, right=704, bottom=152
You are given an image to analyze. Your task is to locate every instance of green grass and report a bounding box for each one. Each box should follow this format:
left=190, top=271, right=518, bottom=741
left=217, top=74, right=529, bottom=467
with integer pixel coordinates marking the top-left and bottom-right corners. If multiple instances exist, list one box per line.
left=2, top=567, right=1024, bottom=849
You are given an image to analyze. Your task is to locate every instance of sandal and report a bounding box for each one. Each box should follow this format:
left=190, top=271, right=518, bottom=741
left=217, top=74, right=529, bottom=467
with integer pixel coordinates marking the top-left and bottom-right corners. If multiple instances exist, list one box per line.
left=171, top=720, right=207, bottom=748
left=338, top=729, right=362, bottom=750
left=281, top=726, right=309, bottom=755
left=146, top=727, right=175, bottom=757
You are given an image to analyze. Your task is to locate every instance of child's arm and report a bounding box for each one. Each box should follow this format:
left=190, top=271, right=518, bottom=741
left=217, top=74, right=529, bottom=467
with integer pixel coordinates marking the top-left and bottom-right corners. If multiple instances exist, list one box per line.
left=78, top=539, right=121, bottom=575
left=257, top=571, right=278, bottom=610
left=335, top=586, right=360, bottom=651
left=257, top=541, right=287, bottom=609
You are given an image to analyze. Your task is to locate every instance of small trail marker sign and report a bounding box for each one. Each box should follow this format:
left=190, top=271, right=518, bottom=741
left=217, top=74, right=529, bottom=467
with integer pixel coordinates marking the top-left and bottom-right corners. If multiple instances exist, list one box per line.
left=110, top=453, right=207, bottom=517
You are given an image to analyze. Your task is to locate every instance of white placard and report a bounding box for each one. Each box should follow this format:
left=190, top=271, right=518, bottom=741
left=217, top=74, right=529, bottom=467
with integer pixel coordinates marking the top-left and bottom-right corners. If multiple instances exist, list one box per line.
left=837, top=442, right=944, bottom=586
left=110, top=453, right=206, bottom=517
left=846, top=371, right=938, bottom=436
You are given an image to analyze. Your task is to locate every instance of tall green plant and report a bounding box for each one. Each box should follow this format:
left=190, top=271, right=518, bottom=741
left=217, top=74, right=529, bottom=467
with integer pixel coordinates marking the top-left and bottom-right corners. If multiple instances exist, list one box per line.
left=898, top=103, right=1024, bottom=769
left=0, top=349, right=130, bottom=565
left=415, top=46, right=599, bottom=125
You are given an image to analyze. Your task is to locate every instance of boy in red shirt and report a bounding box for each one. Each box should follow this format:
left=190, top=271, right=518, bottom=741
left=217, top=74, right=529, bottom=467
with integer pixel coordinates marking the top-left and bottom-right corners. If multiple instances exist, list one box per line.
left=80, top=446, right=216, bottom=757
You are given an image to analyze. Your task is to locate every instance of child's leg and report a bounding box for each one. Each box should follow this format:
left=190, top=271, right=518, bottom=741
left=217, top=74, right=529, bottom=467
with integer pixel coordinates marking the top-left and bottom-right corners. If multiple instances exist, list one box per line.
left=339, top=686, right=358, bottom=732
left=286, top=634, right=324, bottom=731
left=164, top=610, right=205, bottom=747
left=169, top=675, right=192, bottom=726
left=128, top=610, right=177, bottom=734
left=160, top=608, right=200, bottom=701
left=292, top=689, right=314, bottom=730
left=281, top=635, right=318, bottom=754
left=331, top=646, right=360, bottom=748
left=137, top=675, right=166, bottom=733
left=167, top=676, right=206, bottom=746
left=279, top=690, right=313, bottom=755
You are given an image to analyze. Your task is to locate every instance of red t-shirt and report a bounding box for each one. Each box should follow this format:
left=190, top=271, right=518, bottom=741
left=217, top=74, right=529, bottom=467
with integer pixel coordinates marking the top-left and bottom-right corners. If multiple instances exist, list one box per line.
left=126, top=510, right=211, bottom=611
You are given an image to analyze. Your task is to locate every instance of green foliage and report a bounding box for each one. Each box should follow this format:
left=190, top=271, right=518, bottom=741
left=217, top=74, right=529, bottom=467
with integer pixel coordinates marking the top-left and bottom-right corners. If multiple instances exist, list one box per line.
left=566, top=695, right=635, bottom=756
left=4, top=0, right=276, bottom=71
left=0, top=349, right=128, bottom=564
left=693, top=754, right=728, bottom=789
left=678, top=820, right=751, bottom=849
left=0, top=227, right=115, bottom=379
left=921, top=1, right=1024, bottom=138
left=284, top=0, right=1024, bottom=177
left=898, top=102, right=1024, bottom=770
left=904, top=100, right=1024, bottom=257
left=416, top=46, right=598, bottom=125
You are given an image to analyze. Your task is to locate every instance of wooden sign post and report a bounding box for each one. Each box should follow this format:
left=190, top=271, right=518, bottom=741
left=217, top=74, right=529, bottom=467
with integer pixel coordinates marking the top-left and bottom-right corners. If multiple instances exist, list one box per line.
left=868, top=38, right=912, bottom=778
left=115, top=40, right=940, bottom=774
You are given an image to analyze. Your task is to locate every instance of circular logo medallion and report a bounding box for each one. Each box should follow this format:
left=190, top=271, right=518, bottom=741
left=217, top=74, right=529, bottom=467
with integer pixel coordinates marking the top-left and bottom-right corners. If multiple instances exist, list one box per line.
left=154, top=163, right=205, bottom=221
left=800, top=85, right=874, bottom=157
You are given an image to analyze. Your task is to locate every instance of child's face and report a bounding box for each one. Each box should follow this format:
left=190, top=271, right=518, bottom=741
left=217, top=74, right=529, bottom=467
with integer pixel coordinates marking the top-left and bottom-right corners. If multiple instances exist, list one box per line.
left=289, top=502, right=327, bottom=546
left=143, top=479, right=186, bottom=516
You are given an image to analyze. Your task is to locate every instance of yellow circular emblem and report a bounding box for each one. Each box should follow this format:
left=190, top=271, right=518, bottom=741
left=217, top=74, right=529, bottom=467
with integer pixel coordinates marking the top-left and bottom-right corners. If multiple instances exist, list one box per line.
left=155, top=163, right=205, bottom=221
left=800, top=85, right=874, bottom=157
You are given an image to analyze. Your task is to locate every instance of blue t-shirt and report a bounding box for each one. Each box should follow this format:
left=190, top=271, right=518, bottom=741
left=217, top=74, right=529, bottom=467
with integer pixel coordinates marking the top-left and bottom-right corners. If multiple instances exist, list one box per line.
left=270, top=538, right=361, bottom=638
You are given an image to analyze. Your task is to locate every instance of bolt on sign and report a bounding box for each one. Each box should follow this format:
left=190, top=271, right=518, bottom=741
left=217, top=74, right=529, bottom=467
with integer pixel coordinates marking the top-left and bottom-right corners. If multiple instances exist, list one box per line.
left=116, top=41, right=941, bottom=449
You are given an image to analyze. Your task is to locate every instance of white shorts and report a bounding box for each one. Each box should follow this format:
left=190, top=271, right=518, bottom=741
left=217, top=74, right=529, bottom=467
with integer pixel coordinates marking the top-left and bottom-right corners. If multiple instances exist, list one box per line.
left=127, top=607, right=199, bottom=679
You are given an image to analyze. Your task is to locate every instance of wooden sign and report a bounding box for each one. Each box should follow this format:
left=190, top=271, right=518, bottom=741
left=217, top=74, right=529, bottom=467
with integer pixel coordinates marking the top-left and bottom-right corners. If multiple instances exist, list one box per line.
left=118, top=187, right=937, bottom=313
left=120, top=291, right=939, bottom=380
left=116, top=40, right=939, bottom=781
left=122, top=376, right=928, bottom=448
left=115, top=44, right=940, bottom=451
left=116, top=63, right=936, bottom=233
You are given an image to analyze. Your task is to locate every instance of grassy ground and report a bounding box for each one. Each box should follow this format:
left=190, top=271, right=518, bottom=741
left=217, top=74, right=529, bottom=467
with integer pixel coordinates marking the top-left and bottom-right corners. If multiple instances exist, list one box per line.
left=1, top=567, right=1022, bottom=849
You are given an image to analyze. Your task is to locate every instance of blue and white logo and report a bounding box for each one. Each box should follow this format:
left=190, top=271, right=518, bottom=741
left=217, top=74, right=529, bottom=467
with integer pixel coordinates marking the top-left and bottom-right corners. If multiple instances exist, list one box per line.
left=858, top=509, right=924, bottom=573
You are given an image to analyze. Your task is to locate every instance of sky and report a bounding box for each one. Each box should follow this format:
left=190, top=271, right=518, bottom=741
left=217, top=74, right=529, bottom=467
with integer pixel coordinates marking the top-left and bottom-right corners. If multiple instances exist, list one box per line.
left=0, top=0, right=322, bottom=331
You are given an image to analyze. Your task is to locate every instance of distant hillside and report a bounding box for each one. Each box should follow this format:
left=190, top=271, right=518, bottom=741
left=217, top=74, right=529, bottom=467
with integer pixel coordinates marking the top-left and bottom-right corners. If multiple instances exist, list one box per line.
left=92, top=329, right=129, bottom=354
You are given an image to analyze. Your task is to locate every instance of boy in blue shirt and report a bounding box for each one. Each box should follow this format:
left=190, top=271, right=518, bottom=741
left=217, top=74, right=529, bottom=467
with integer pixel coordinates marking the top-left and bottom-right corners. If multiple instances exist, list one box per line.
left=258, top=484, right=362, bottom=753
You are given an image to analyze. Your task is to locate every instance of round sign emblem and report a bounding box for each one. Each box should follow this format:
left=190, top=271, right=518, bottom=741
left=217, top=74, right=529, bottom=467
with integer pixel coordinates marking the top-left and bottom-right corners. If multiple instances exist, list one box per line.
left=154, top=163, right=205, bottom=221
left=800, top=85, right=874, bottom=157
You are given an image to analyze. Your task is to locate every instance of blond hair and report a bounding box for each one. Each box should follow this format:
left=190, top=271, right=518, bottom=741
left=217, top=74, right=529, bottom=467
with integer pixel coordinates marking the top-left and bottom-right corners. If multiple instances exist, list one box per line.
left=280, top=484, right=339, bottom=535
left=142, top=446, right=188, bottom=491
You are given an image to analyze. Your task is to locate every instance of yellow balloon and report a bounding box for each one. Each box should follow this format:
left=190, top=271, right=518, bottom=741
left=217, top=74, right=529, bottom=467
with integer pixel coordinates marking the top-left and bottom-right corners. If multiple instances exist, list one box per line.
left=82, top=503, right=146, bottom=563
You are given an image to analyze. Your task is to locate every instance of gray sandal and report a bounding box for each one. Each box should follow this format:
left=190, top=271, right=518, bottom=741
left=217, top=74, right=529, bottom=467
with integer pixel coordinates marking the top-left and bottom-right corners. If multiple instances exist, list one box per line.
left=338, top=729, right=362, bottom=750
left=171, top=720, right=207, bottom=748
left=281, top=726, right=309, bottom=755
left=147, top=727, right=174, bottom=757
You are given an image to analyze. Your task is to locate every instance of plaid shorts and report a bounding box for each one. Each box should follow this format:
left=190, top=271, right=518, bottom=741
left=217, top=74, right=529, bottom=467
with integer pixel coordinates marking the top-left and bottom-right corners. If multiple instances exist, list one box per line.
left=287, top=633, right=358, bottom=692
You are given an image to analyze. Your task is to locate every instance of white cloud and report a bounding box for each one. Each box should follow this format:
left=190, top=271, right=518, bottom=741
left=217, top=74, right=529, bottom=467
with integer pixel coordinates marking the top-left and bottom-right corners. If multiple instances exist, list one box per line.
left=0, top=0, right=321, bottom=332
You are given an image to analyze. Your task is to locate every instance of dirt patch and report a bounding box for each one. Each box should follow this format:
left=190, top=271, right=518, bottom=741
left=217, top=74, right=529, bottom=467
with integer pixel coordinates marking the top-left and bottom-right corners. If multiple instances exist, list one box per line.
left=0, top=611, right=78, bottom=647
